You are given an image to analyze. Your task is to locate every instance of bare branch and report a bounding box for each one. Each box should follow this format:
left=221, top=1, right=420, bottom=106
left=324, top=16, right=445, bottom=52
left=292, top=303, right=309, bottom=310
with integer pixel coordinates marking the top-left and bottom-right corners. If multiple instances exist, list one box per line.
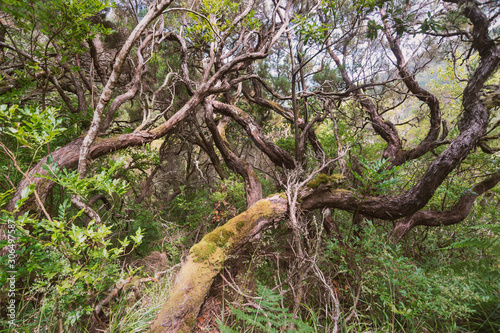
left=78, top=0, right=175, bottom=178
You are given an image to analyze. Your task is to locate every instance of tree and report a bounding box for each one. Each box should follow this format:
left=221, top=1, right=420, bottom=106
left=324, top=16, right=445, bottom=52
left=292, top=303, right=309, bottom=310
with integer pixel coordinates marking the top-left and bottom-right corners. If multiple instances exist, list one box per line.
left=1, top=0, right=499, bottom=331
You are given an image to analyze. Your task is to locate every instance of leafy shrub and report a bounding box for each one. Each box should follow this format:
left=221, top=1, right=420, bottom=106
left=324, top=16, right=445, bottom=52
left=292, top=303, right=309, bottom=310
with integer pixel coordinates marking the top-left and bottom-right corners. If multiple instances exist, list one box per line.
left=0, top=104, right=142, bottom=331
left=323, top=221, right=500, bottom=331
left=349, top=158, right=402, bottom=195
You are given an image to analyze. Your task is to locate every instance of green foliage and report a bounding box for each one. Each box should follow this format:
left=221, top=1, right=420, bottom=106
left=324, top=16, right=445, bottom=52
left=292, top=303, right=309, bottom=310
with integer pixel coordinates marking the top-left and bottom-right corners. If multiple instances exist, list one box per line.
left=419, top=11, right=442, bottom=34
left=105, top=268, right=176, bottom=333
left=219, top=284, right=315, bottom=333
left=161, top=173, right=248, bottom=256
left=357, top=1, right=441, bottom=39
left=275, top=136, right=295, bottom=156
left=0, top=100, right=140, bottom=331
left=448, top=222, right=500, bottom=256
left=311, top=65, right=344, bottom=90
left=200, top=0, right=239, bottom=17
left=427, top=175, right=471, bottom=211
left=316, top=118, right=358, bottom=160
left=322, top=221, right=500, bottom=331
left=185, top=0, right=259, bottom=47
left=116, top=202, right=166, bottom=256
left=39, top=156, right=130, bottom=200
left=0, top=104, right=66, bottom=190
left=210, top=174, right=247, bottom=213
left=426, top=60, right=467, bottom=117
left=168, top=185, right=212, bottom=228
left=294, top=10, right=331, bottom=46
left=2, top=0, right=111, bottom=54
left=0, top=201, right=141, bottom=330
left=106, top=296, right=163, bottom=333
left=350, top=158, right=402, bottom=195
left=0, top=104, right=66, bottom=151
left=366, top=19, right=383, bottom=40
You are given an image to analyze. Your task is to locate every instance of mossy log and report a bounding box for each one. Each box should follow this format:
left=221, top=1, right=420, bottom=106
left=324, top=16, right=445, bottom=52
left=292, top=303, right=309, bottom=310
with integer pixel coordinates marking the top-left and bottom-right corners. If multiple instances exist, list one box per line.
left=149, top=194, right=287, bottom=333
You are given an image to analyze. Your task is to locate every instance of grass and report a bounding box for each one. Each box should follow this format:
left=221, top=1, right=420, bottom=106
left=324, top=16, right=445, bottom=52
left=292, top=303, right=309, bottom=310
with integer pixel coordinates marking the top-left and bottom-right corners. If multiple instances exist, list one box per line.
left=105, top=271, right=176, bottom=333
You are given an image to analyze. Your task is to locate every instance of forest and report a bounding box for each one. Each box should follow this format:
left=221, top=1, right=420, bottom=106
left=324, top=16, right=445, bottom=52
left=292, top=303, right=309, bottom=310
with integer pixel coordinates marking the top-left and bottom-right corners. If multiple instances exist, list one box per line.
left=0, top=0, right=499, bottom=332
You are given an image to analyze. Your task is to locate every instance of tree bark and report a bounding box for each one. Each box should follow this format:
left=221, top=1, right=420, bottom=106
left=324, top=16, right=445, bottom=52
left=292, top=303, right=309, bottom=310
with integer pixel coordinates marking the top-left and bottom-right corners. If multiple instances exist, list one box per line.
left=212, top=100, right=295, bottom=169
left=381, top=10, right=442, bottom=165
left=99, top=32, right=156, bottom=132
left=205, top=98, right=262, bottom=207
left=78, top=0, right=175, bottom=177
left=390, top=173, right=500, bottom=239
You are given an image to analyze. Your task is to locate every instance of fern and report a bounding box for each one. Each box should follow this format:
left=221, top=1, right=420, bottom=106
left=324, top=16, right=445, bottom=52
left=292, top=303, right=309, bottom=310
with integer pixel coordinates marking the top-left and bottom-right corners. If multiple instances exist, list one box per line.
left=447, top=223, right=500, bottom=255
left=218, top=284, right=315, bottom=333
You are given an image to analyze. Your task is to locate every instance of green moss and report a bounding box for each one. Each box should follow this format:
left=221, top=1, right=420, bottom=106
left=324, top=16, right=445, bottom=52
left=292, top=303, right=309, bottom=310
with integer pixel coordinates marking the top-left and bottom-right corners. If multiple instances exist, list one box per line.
left=270, top=192, right=287, bottom=199
left=332, top=188, right=351, bottom=193
left=203, top=228, right=234, bottom=247
left=190, top=227, right=236, bottom=263
left=219, top=200, right=272, bottom=246
left=189, top=197, right=286, bottom=264
left=190, top=242, right=216, bottom=263
left=236, top=221, right=245, bottom=231
left=185, top=314, right=196, bottom=329
left=307, top=173, right=344, bottom=189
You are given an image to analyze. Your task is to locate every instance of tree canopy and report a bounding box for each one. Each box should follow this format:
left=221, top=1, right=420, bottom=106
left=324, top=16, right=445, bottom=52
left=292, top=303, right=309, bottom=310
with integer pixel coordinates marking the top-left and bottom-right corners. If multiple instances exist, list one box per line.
left=1, top=0, right=499, bottom=332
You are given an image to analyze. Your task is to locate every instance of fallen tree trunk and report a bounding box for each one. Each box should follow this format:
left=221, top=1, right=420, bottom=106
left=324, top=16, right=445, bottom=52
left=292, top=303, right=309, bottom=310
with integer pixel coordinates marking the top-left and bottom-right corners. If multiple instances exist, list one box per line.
left=149, top=194, right=287, bottom=333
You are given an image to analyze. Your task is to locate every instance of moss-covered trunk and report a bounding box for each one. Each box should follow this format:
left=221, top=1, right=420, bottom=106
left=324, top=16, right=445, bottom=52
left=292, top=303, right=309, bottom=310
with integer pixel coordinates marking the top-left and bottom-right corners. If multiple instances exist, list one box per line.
left=149, top=194, right=287, bottom=333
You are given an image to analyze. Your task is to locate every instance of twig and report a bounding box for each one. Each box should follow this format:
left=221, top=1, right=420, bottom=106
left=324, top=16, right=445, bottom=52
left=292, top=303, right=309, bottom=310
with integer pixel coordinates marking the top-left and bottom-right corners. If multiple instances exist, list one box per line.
left=220, top=270, right=263, bottom=301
